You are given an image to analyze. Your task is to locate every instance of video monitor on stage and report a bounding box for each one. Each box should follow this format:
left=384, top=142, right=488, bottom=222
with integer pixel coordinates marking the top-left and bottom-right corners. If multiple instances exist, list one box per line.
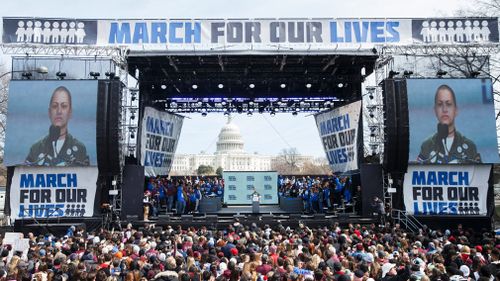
left=407, top=78, right=499, bottom=164
left=4, top=80, right=98, bottom=166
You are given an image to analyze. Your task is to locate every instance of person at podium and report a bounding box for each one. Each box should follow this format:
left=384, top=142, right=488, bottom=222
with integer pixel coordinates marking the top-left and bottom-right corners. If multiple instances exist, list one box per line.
left=417, top=84, right=481, bottom=164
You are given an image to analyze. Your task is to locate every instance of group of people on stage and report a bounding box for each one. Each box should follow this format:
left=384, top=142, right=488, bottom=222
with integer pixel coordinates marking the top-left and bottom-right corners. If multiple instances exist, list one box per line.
left=144, top=176, right=224, bottom=216
left=278, top=175, right=359, bottom=214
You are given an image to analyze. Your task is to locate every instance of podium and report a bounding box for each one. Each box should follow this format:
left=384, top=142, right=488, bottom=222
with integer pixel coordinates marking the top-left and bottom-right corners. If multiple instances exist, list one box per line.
left=252, top=193, right=260, bottom=213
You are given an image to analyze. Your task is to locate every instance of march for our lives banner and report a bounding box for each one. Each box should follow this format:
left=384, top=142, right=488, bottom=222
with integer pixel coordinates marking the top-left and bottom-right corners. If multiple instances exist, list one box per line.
left=140, top=107, right=184, bottom=177
left=10, top=166, right=98, bottom=220
left=403, top=165, right=491, bottom=216
left=315, top=101, right=361, bottom=173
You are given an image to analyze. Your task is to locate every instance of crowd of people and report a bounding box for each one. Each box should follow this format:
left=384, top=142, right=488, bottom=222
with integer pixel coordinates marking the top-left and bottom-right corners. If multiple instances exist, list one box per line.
left=144, top=177, right=225, bottom=216
left=278, top=176, right=360, bottom=214
left=143, top=175, right=362, bottom=216
left=0, top=221, right=498, bottom=281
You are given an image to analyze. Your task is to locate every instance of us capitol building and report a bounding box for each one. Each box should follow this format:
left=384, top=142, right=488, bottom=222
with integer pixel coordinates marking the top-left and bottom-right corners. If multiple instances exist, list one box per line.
left=170, top=117, right=319, bottom=175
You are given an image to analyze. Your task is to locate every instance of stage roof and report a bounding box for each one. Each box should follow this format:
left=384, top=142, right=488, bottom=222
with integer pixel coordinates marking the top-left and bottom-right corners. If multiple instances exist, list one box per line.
left=129, top=54, right=378, bottom=105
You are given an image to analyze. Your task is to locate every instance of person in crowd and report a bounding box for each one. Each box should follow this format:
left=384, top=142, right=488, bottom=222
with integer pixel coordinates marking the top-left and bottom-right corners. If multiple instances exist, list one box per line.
left=0, top=220, right=498, bottom=281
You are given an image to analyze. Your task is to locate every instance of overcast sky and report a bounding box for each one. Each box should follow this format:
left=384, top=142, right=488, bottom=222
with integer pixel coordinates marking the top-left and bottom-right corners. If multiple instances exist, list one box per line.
left=1, top=0, right=472, bottom=157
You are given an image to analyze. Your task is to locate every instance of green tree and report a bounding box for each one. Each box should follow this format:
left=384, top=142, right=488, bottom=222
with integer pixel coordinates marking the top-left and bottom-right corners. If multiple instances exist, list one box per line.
left=197, top=164, right=214, bottom=175
left=215, top=167, right=224, bottom=177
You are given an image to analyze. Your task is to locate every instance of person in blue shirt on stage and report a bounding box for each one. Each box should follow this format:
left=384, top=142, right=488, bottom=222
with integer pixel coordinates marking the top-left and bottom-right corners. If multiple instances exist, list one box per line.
left=176, top=181, right=186, bottom=215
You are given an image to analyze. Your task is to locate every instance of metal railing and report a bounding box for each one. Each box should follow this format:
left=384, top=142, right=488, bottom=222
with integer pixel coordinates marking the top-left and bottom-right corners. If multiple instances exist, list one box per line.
left=391, top=209, right=424, bottom=233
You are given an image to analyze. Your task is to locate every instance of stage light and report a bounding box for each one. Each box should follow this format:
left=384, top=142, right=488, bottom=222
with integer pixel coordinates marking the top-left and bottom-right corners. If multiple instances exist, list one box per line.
left=337, top=83, right=344, bottom=88
left=403, top=70, right=413, bottom=77
left=270, top=110, right=276, bottom=116
left=361, top=66, right=366, bottom=76
left=170, top=101, right=178, bottom=108
left=56, top=71, right=66, bottom=79
left=306, top=83, right=312, bottom=88
left=130, top=114, right=136, bottom=120
left=161, top=84, right=167, bottom=90
left=247, top=111, right=253, bottom=116
left=280, top=83, right=286, bottom=88
left=192, top=84, right=198, bottom=89
left=130, top=132, right=135, bottom=139
left=369, top=113, right=374, bottom=118
left=89, top=71, right=100, bottom=79
left=249, top=83, right=255, bottom=89
left=218, top=83, right=224, bottom=89
left=470, top=71, right=481, bottom=78
left=105, top=72, right=115, bottom=78
left=436, top=70, right=448, bottom=78
left=369, top=94, right=374, bottom=100
left=292, top=110, right=298, bottom=116
left=21, top=72, right=32, bottom=79
left=201, top=112, right=207, bottom=117
left=388, top=70, right=399, bottom=78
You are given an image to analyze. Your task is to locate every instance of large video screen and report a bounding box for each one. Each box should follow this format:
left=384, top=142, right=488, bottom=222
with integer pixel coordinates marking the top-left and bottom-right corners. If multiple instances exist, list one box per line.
left=4, top=80, right=98, bottom=166
left=407, top=78, right=499, bottom=164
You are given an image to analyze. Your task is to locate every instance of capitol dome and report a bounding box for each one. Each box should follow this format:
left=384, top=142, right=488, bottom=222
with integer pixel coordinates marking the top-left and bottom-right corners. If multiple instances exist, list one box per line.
left=215, top=116, right=245, bottom=154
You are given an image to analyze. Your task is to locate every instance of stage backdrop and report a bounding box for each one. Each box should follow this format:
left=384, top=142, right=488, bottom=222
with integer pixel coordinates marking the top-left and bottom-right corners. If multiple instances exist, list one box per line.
left=403, top=165, right=490, bottom=216
left=4, top=80, right=98, bottom=166
left=140, top=107, right=184, bottom=177
left=315, top=100, right=361, bottom=173
left=10, top=166, right=98, bottom=220
left=407, top=78, right=499, bottom=164
left=223, top=171, right=278, bottom=205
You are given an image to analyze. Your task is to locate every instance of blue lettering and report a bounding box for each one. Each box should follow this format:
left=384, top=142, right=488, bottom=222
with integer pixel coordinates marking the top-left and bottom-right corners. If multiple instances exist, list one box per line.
left=330, top=21, right=343, bottom=42
left=20, top=174, right=34, bottom=188
left=386, top=21, right=400, bottom=42
left=35, top=174, right=46, bottom=188
left=414, top=201, right=458, bottom=215
left=133, top=22, right=149, bottom=43
left=151, top=22, right=167, bottom=43
left=108, top=22, right=131, bottom=44
left=169, top=22, right=183, bottom=43
left=370, top=21, right=384, bottom=42
left=352, top=21, right=369, bottom=42
left=412, top=171, right=426, bottom=185
left=185, top=22, right=201, bottom=43
left=458, top=172, right=469, bottom=185
left=411, top=171, right=469, bottom=186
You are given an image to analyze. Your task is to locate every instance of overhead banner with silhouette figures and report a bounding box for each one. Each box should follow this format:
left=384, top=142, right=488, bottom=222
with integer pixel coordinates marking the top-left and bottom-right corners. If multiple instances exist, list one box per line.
left=315, top=101, right=361, bottom=173
left=10, top=166, right=98, bottom=220
left=403, top=165, right=491, bottom=216
left=4, top=80, right=98, bottom=167
left=3, top=17, right=499, bottom=52
left=140, top=107, right=184, bottom=177
left=407, top=79, right=499, bottom=164
left=411, top=18, right=499, bottom=44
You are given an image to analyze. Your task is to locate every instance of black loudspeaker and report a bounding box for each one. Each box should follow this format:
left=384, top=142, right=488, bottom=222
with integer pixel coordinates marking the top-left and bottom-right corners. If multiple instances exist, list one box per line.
left=383, top=79, right=397, bottom=172
left=121, top=165, right=145, bottom=219
left=360, top=164, right=384, bottom=217
left=382, top=79, right=409, bottom=174
left=96, top=80, right=122, bottom=175
left=394, top=80, right=409, bottom=171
